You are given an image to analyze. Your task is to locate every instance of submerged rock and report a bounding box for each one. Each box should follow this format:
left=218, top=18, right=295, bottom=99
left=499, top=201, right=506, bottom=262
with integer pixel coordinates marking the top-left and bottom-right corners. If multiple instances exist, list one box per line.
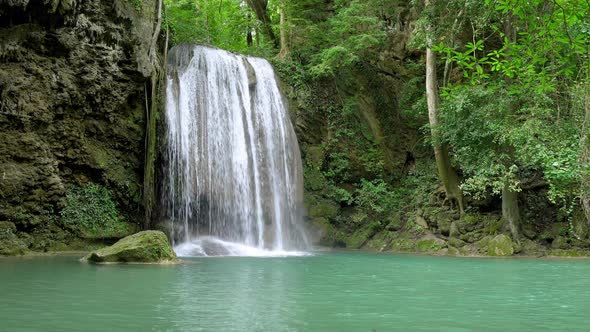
left=82, top=231, right=178, bottom=264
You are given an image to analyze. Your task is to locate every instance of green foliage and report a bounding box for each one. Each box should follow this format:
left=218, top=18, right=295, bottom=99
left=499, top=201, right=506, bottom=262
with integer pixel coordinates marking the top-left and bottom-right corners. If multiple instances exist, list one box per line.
left=307, top=0, right=387, bottom=77
left=130, top=0, right=142, bottom=10
left=60, top=184, right=124, bottom=236
left=354, top=179, right=398, bottom=214
left=164, top=0, right=274, bottom=54
left=426, top=0, right=590, bottom=219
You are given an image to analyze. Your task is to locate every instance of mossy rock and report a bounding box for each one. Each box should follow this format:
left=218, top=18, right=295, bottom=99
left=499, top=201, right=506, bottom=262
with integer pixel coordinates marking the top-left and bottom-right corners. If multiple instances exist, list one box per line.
left=483, top=217, right=504, bottom=236
left=455, top=214, right=485, bottom=232
left=572, top=209, right=589, bottom=240
left=385, top=212, right=403, bottom=231
left=313, top=219, right=348, bottom=248
left=448, top=237, right=466, bottom=248
left=304, top=167, right=328, bottom=192
left=487, top=234, right=514, bottom=256
left=435, top=214, right=453, bottom=236
left=306, top=146, right=325, bottom=165
left=82, top=231, right=178, bottom=264
left=459, top=230, right=484, bottom=243
left=307, top=199, right=339, bottom=220
left=548, top=249, right=590, bottom=257
left=365, top=231, right=395, bottom=251
left=78, top=221, right=139, bottom=240
left=346, top=222, right=381, bottom=249
left=0, top=221, right=28, bottom=256
left=475, top=235, right=493, bottom=250
left=422, top=207, right=455, bottom=235
left=390, top=238, right=416, bottom=252
left=447, top=246, right=459, bottom=255
left=539, top=223, right=569, bottom=241
left=416, top=239, right=444, bottom=253
left=520, top=239, right=547, bottom=256
left=551, top=236, right=570, bottom=249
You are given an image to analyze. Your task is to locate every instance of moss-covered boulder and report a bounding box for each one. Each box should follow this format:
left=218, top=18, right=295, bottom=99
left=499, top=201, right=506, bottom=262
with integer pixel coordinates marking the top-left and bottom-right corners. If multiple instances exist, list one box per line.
left=365, top=230, right=395, bottom=251
left=346, top=222, right=381, bottom=249
left=416, top=234, right=446, bottom=253
left=82, top=231, right=178, bottom=264
left=487, top=234, right=515, bottom=256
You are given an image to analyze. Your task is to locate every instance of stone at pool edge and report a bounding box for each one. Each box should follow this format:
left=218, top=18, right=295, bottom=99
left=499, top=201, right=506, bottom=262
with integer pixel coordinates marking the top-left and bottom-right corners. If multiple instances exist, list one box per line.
left=81, top=230, right=178, bottom=264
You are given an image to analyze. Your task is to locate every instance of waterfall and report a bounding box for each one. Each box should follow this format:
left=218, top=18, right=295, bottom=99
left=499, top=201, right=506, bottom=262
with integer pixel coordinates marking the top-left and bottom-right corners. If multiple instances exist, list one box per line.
left=162, top=45, right=309, bottom=256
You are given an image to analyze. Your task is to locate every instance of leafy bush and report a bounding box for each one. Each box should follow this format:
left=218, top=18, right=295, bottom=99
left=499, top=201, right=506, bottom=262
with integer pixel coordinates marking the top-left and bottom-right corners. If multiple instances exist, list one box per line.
left=60, top=184, right=124, bottom=236
left=354, top=179, right=398, bottom=214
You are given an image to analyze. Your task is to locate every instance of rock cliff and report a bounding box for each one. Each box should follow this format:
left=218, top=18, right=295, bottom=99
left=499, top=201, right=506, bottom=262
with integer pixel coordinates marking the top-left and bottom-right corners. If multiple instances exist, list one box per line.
left=0, top=0, right=160, bottom=253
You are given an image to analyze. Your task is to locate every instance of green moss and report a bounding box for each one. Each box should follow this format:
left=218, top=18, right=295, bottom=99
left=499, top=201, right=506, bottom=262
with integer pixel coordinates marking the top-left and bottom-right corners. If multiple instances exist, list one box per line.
left=416, top=239, right=443, bottom=252
left=83, top=231, right=178, bottom=264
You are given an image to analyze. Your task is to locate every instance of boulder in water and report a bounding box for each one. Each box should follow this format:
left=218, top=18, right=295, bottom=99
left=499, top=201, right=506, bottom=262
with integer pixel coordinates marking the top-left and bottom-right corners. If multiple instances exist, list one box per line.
left=82, top=231, right=178, bottom=264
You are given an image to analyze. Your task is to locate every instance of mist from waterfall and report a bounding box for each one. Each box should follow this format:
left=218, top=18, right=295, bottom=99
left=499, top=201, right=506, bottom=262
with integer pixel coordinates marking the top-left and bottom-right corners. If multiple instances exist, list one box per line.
left=163, top=45, right=309, bottom=256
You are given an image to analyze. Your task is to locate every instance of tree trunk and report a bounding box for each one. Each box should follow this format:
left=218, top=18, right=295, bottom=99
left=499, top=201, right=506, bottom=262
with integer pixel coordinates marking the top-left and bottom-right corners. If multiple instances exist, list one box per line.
left=247, top=30, right=253, bottom=47
left=425, top=18, right=464, bottom=213
left=502, top=182, right=520, bottom=240
left=277, top=0, right=290, bottom=60
left=143, top=0, right=163, bottom=230
left=578, top=80, right=590, bottom=236
left=246, top=0, right=278, bottom=47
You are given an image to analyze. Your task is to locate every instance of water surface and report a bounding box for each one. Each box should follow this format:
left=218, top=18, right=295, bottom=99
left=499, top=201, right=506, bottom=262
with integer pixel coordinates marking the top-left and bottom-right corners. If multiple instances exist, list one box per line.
left=0, top=252, right=588, bottom=331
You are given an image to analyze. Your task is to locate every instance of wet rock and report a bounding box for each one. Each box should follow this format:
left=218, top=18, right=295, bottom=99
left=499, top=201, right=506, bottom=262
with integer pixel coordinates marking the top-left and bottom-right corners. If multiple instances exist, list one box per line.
left=83, top=231, right=178, bottom=264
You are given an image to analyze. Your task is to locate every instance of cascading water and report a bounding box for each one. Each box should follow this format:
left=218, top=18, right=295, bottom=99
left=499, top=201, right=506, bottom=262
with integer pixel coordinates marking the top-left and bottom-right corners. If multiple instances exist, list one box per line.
left=163, top=44, right=309, bottom=257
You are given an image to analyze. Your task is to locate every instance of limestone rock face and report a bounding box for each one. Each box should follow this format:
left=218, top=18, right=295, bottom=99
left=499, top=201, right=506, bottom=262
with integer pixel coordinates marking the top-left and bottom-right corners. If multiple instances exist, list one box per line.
left=0, top=0, right=160, bottom=251
left=83, top=231, right=178, bottom=264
